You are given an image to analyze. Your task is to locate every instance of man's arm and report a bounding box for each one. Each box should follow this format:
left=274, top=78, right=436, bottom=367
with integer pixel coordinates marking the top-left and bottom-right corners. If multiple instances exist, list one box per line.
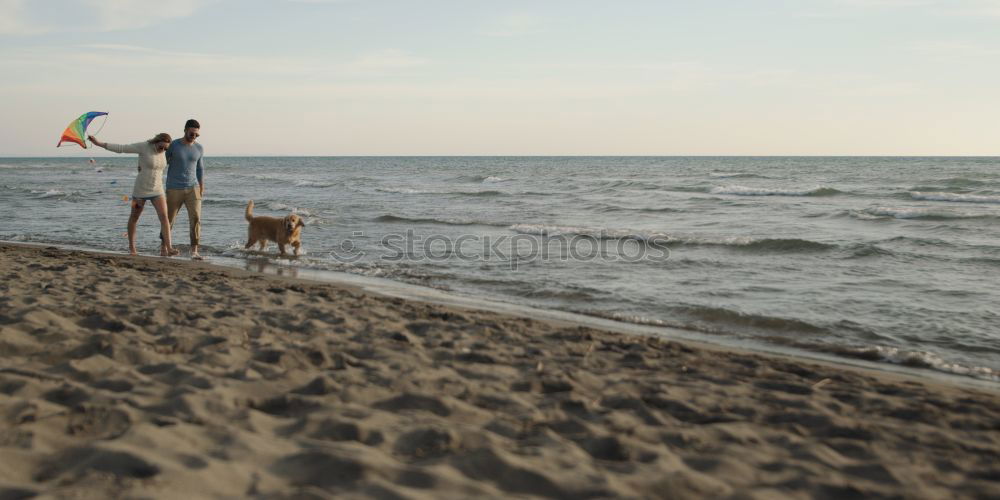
left=197, top=152, right=205, bottom=196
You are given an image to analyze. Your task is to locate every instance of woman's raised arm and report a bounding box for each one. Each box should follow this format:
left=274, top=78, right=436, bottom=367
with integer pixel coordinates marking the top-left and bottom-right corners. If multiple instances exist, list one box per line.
left=88, top=136, right=143, bottom=154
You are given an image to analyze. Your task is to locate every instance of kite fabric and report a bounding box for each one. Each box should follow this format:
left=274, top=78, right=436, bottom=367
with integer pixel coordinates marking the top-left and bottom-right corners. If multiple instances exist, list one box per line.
left=57, top=111, right=108, bottom=148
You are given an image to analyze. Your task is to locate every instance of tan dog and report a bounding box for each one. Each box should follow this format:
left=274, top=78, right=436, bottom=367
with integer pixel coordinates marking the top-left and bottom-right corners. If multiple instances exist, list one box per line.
left=244, top=200, right=304, bottom=256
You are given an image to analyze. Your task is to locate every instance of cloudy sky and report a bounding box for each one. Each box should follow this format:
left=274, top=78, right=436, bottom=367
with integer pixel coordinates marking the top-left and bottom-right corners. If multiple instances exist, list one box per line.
left=2, top=0, right=999, bottom=155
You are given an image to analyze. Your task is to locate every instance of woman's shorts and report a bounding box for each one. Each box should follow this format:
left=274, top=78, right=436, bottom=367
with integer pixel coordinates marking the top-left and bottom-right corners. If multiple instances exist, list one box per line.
left=132, top=194, right=163, bottom=202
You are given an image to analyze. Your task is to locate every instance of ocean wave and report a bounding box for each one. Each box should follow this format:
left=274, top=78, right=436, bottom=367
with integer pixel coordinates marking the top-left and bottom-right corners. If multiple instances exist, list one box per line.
left=581, top=305, right=828, bottom=337
left=28, top=188, right=89, bottom=201
left=585, top=307, right=998, bottom=381
left=966, top=257, right=1000, bottom=267
left=710, top=185, right=843, bottom=196
left=517, top=285, right=605, bottom=302
left=455, top=174, right=509, bottom=183
left=909, top=191, right=1000, bottom=204
left=508, top=224, right=670, bottom=243
left=831, top=345, right=998, bottom=381
left=247, top=174, right=336, bottom=188
left=908, top=186, right=974, bottom=194
left=843, top=243, right=896, bottom=258
left=36, top=189, right=66, bottom=198
left=583, top=180, right=664, bottom=193
left=203, top=198, right=251, bottom=208
left=674, top=304, right=828, bottom=334
left=853, top=206, right=995, bottom=221
left=592, top=203, right=682, bottom=214
left=508, top=224, right=835, bottom=252
left=878, top=235, right=956, bottom=248
left=374, top=214, right=507, bottom=227
left=929, top=177, right=991, bottom=188
left=248, top=173, right=289, bottom=183
left=374, top=187, right=429, bottom=195
left=294, top=180, right=336, bottom=188
left=260, top=203, right=325, bottom=224
left=708, top=172, right=768, bottom=179
left=266, top=202, right=311, bottom=215
left=224, top=253, right=447, bottom=287
left=375, top=187, right=504, bottom=197
left=759, top=334, right=1000, bottom=381
left=665, top=185, right=712, bottom=193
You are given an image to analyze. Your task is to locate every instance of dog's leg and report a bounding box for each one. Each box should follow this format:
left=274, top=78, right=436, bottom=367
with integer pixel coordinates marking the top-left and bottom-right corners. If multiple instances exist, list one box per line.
left=245, top=237, right=256, bottom=250
left=278, top=243, right=287, bottom=256
left=258, top=241, right=267, bottom=252
left=292, top=241, right=301, bottom=256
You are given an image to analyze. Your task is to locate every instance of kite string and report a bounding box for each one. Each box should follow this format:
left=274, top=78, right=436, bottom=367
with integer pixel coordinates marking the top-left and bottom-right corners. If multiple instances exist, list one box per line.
left=92, top=113, right=109, bottom=137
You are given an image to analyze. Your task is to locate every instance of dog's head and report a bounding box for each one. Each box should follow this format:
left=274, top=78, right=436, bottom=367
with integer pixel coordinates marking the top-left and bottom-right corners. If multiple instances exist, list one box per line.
left=284, top=214, right=304, bottom=234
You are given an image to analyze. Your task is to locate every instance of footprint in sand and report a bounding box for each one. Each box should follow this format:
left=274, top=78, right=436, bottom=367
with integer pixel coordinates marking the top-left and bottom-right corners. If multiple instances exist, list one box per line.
left=66, top=404, right=131, bottom=440
left=34, top=446, right=160, bottom=483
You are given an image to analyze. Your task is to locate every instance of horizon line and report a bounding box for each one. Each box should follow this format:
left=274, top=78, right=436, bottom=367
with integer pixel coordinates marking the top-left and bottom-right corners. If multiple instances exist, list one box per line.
left=3, top=154, right=1000, bottom=159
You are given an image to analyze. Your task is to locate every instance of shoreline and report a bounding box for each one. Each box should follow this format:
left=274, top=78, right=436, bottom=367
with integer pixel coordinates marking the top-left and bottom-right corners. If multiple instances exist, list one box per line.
left=1, top=242, right=998, bottom=497
left=6, top=240, right=997, bottom=389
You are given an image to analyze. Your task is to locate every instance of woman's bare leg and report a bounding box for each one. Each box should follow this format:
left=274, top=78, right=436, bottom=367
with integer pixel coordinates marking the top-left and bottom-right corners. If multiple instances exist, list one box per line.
left=151, top=196, right=178, bottom=256
left=128, top=199, right=145, bottom=255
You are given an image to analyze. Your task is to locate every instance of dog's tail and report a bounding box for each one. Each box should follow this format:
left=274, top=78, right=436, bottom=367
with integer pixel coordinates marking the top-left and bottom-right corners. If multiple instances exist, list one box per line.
left=245, top=200, right=254, bottom=222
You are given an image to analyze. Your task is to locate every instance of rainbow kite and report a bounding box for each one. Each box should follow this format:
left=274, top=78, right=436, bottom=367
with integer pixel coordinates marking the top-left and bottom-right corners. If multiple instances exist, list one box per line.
left=57, top=111, right=108, bottom=148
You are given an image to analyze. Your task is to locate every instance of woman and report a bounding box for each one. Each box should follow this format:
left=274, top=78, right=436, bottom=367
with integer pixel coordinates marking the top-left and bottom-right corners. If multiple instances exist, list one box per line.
left=88, top=133, right=179, bottom=257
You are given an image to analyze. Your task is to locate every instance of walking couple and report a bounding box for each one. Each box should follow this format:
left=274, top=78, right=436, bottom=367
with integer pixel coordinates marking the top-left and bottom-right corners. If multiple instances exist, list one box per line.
left=88, top=119, right=205, bottom=259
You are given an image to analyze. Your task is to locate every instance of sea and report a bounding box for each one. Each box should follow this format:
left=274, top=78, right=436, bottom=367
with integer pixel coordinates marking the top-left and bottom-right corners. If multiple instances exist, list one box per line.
left=2, top=156, right=998, bottom=382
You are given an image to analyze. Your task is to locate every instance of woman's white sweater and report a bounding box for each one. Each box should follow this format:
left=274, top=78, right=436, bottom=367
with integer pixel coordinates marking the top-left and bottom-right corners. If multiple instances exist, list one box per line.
left=104, top=142, right=167, bottom=198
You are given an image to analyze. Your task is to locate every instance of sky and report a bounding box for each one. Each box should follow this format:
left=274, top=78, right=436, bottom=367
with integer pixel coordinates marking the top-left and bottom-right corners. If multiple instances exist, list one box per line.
left=1, top=0, right=999, bottom=156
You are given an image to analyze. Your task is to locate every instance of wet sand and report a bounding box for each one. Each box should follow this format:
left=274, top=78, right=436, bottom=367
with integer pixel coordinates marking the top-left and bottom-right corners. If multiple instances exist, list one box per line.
left=0, top=243, right=998, bottom=499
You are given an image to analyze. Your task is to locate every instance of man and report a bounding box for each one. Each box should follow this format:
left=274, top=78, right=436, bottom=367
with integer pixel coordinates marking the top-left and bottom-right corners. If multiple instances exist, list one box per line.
left=164, top=119, right=206, bottom=259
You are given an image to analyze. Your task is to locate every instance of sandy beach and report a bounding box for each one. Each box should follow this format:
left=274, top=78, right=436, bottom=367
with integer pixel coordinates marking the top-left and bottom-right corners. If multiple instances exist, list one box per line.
left=0, top=242, right=997, bottom=499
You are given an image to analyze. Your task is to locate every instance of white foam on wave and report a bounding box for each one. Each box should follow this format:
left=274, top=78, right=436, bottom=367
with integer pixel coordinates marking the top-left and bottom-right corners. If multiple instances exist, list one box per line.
left=266, top=202, right=313, bottom=215
left=865, top=207, right=933, bottom=219
left=710, top=185, right=840, bottom=196
left=251, top=173, right=336, bottom=188
left=294, top=180, right=336, bottom=188
left=708, top=172, right=749, bottom=178
left=853, top=345, right=999, bottom=381
left=376, top=187, right=432, bottom=195
left=375, top=186, right=503, bottom=196
left=858, top=206, right=980, bottom=220
left=249, top=173, right=287, bottom=182
left=219, top=242, right=310, bottom=259
left=35, top=189, right=66, bottom=198
left=482, top=176, right=507, bottom=183
left=265, top=202, right=322, bottom=220
left=910, top=191, right=1000, bottom=204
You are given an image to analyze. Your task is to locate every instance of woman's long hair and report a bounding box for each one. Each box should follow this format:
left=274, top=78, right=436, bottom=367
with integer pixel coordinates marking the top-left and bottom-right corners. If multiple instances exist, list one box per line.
left=147, top=132, right=172, bottom=144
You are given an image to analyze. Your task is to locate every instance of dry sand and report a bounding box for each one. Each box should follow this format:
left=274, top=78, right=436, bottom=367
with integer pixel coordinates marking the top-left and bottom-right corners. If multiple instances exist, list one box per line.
left=0, top=242, right=998, bottom=499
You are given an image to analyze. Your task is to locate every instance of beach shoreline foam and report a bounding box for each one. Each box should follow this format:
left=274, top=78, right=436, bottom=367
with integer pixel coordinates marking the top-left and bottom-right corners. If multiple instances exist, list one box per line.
left=1, top=242, right=998, bottom=498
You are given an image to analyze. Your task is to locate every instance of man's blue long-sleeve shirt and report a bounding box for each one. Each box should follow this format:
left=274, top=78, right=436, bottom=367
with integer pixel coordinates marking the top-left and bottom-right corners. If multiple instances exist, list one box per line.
left=165, top=139, right=204, bottom=190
